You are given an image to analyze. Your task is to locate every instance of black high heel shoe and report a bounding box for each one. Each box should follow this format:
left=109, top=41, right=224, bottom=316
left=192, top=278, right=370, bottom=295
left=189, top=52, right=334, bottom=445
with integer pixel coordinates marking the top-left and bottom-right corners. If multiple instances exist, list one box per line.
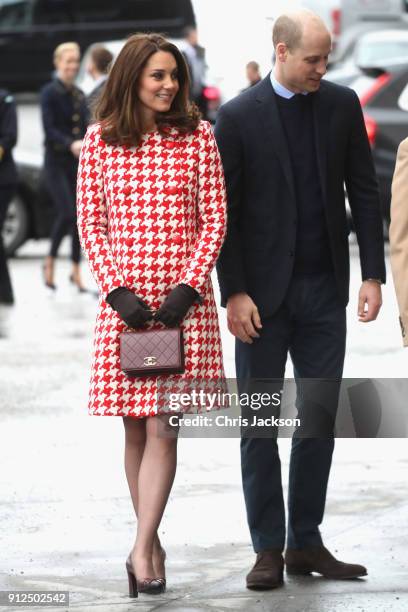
left=69, top=274, right=88, bottom=294
left=42, top=263, right=57, bottom=291
left=125, top=554, right=165, bottom=597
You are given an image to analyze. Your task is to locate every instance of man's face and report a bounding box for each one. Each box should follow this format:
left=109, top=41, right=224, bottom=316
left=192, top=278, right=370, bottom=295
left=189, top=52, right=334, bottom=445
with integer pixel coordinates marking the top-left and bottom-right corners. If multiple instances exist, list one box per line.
left=278, top=26, right=331, bottom=93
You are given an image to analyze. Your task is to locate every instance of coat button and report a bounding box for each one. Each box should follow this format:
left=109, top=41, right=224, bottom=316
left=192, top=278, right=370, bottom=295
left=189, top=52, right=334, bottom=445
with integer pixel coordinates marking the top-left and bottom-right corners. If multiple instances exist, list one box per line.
left=123, top=186, right=132, bottom=195
left=125, top=238, right=133, bottom=247
left=166, top=186, right=178, bottom=195
left=289, top=250, right=294, bottom=257
left=163, top=141, right=176, bottom=149
left=173, top=234, right=183, bottom=245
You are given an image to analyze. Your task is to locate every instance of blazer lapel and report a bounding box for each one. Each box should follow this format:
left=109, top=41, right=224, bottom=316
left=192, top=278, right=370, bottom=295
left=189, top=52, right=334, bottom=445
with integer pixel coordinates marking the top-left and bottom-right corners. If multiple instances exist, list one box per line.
left=312, top=84, right=331, bottom=206
left=255, top=75, right=296, bottom=205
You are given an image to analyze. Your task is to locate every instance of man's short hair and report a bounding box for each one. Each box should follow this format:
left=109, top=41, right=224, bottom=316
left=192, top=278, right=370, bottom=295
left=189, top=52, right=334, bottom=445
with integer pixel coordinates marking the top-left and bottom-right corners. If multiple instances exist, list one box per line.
left=272, top=15, right=303, bottom=51
left=90, top=45, right=113, bottom=74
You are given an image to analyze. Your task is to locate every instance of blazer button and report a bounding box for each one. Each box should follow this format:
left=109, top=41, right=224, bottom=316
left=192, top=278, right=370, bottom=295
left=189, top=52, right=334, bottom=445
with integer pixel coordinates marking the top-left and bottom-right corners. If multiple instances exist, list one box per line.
left=125, top=238, right=133, bottom=247
left=166, top=186, right=178, bottom=195
left=173, top=234, right=183, bottom=245
left=123, top=186, right=132, bottom=195
left=289, top=250, right=294, bottom=257
left=164, top=141, right=176, bottom=149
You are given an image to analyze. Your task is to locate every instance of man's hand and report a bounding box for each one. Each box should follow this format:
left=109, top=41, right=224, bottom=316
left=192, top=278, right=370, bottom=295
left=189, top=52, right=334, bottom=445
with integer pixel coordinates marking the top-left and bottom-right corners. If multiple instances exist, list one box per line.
left=358, top=280, right=382, bottom=322
left=226, top=292, right=262, bottom=343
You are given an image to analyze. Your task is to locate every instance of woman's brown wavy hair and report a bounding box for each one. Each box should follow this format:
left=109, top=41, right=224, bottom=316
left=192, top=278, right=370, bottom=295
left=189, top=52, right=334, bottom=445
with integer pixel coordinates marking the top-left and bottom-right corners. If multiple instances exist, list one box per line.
left=94, top=33, right=201, bottom=146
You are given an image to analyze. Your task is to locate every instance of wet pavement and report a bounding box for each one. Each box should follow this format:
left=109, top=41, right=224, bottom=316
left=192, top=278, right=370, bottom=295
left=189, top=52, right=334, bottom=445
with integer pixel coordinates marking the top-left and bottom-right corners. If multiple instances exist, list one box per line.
left=0, top=241, right=407, bottom=611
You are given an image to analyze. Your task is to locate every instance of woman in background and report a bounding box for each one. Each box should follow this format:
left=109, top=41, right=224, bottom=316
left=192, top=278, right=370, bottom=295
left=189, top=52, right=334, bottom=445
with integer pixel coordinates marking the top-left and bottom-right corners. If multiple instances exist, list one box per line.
left=40, top=42, right=89, bottom=291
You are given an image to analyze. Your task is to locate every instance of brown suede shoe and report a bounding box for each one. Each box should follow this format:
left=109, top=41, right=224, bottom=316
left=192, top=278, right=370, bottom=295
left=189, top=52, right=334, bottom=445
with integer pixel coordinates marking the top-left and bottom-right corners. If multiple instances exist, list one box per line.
left=285, top=545, right=367, bottom=579
left=246, top=549, right=284, bottom=590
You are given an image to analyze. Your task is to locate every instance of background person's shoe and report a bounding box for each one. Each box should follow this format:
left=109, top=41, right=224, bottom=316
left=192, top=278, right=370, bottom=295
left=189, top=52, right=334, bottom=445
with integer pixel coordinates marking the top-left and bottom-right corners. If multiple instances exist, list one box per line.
left=246, top=549, right=284, bottom=590
left=285, top=545, right=367, bottom=579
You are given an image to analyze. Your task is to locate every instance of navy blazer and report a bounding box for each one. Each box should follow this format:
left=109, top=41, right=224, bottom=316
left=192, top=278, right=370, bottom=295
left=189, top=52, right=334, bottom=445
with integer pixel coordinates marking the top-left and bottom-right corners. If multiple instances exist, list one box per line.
left=214, top=74, right=386, bottom=316
left=40, top=78, right=89, bottom=156
left=0, top=89, right=18, bottom=186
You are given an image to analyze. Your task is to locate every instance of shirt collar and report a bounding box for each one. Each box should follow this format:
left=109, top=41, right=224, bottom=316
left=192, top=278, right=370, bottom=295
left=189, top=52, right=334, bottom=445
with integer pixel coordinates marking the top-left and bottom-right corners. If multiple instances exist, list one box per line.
left=270, top=70, right=308, bottom=99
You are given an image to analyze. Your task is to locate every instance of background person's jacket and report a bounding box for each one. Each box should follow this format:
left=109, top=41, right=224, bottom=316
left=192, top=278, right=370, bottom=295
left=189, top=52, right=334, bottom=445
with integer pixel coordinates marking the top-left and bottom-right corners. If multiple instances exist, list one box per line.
left=40, top=78, right=89, bottom=155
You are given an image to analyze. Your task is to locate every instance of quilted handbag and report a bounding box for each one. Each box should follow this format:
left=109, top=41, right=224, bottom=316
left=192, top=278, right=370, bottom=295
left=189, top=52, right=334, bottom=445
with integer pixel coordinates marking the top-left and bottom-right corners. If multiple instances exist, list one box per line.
left=119, top=325, right=185, bottom=377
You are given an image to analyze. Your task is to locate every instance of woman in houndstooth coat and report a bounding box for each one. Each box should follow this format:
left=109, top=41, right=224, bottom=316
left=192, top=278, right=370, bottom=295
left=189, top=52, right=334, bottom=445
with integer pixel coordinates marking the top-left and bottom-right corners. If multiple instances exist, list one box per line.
left=76, top=34, right=227, bottom=596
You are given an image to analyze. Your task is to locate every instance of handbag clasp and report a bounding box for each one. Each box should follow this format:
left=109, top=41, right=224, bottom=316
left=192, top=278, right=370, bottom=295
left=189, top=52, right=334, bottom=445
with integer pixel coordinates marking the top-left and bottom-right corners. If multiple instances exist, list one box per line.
left=144, top=356, right=157, bottom=365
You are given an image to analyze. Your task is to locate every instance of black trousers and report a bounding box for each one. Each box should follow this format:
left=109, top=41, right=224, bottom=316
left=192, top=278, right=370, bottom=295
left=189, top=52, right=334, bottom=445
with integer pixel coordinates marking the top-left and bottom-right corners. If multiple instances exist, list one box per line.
left=0, top=184, right=16, bottom=303
left=236, top=272, right=346, bottom=552
left=44, top=152, right=80, bottom=263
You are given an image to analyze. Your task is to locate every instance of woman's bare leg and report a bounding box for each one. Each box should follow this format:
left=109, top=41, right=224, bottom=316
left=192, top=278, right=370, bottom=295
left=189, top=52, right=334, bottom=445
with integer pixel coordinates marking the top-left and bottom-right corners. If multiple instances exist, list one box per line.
left=123, top=415, right=178, bottom=579
left=132, top=415, right=179, bottom=579
left=122, top=416, right=146, bottom=516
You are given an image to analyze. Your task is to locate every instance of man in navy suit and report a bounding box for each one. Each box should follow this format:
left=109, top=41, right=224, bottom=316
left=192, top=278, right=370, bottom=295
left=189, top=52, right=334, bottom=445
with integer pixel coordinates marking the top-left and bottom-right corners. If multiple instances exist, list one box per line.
left=215, top=10, right=385, bottom=589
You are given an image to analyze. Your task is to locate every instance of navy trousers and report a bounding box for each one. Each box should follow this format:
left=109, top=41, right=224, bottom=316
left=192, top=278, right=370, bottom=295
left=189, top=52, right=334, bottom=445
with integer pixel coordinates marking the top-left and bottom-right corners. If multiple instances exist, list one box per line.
left=44, top=152, right=80, bottom=263
left=236, top=272, right=347, bottom=552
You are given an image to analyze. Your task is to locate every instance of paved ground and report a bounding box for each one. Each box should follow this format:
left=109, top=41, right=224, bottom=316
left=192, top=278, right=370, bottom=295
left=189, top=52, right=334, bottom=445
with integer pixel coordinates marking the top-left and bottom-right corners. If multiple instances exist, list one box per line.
left=0, top=241, right=407, bottom=611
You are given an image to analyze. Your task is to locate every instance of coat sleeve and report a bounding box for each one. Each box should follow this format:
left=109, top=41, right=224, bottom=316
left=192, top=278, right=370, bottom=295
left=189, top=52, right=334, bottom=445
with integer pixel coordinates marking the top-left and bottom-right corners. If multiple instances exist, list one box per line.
left=344, top=89, right=386, bottom=283
left=390, top=137, right=408, bottom=347
left=177, top=121, right=227, bottom=298
left=214, top=106, right=247, bottom=307
left=76, top=124, right=126, bottom=298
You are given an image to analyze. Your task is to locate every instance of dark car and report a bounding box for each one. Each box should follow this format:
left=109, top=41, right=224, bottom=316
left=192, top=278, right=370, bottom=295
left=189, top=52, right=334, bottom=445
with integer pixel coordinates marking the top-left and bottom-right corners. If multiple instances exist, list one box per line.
left=0, top=0, right=196, bottom=93
left=327, top=63, right=408, bottom=231
left=3, top=150, right=54, bottom=256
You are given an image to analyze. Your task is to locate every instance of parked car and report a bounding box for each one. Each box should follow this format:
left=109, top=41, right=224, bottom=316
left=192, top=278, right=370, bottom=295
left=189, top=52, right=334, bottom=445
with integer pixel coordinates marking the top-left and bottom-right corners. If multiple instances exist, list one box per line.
left=327, top=27, right=408, bottom=84
left=3, top=150, right=54, bottom=256
left=327, top=62, right=408, bottom=230
left=0, top=0, right=196, bottom=93
left=302, top=0, right=408, bottom=53
left=328, top=19, right=408, bottom=66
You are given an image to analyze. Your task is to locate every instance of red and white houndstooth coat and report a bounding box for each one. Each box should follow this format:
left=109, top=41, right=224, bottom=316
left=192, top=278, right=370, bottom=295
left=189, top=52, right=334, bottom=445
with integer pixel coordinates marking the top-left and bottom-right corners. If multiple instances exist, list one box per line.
left=76, top=120, right=227, bottom=418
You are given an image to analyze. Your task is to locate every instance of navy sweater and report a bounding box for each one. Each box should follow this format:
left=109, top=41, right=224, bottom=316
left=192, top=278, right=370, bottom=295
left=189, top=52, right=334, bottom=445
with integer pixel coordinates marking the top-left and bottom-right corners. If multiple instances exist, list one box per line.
left=275, top=92, right=333, bottom=274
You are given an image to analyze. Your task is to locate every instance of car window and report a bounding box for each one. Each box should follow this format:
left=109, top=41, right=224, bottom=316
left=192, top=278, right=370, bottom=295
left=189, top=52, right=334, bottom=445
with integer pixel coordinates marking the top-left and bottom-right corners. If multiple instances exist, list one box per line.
left=0, top=0, right=31, bottom=29
left=356, top=39, right=408, bottom=67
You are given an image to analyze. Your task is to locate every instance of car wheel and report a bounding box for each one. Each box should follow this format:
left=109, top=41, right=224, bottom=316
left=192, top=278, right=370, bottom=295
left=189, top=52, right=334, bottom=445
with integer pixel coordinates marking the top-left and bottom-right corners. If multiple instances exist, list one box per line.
left=3, top=192, right=29, bottom=256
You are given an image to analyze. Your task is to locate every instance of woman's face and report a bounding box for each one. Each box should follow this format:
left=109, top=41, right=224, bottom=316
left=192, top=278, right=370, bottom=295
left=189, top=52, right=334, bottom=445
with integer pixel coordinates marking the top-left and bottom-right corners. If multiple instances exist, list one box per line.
left=138, top=51, right=180, bottom=121
left=55, top=49, right=80, bottom=83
